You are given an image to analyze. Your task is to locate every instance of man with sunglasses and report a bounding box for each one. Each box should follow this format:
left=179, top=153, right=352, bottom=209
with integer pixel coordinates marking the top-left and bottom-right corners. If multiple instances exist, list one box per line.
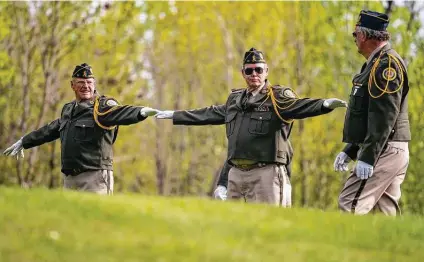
left=334, top=10, right=410, bottom=215
left=155, top=47, right=347, bottom=205
left=3, top=63, right=159, bottom=194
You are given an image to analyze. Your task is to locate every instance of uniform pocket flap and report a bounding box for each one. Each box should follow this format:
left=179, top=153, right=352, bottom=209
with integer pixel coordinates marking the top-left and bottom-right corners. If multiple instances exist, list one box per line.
left=75, top=119, right=95, bottom=128
left=250, top=112, right=272, bottom=120
left=225, top=112, right=237, bottom=123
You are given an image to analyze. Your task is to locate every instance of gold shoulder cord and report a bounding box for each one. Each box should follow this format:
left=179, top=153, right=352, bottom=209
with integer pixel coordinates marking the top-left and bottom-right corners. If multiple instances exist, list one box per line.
left=368, top=52, right=404, bottom=99
left=93, top=96, right=120, bottom=130
left=265, top=85, right=300, bottom=124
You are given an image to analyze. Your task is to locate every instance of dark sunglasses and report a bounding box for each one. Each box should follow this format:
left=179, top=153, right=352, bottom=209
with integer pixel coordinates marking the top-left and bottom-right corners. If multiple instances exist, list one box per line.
left=352, top=32, right=357, bottom=38
left=244, top=67, right=265, bottom=75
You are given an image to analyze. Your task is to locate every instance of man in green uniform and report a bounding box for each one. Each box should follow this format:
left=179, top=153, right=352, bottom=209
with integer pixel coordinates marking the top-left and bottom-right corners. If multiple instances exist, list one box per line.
left=334, top=10, right=410, bottom=215
left=3, top=63, right=158, bottom=195
left=156, top=48, right=347, bottom=206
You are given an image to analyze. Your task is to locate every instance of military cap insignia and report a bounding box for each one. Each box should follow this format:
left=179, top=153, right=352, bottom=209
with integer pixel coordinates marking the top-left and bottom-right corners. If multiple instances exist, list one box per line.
left=282, top=89, right=296, bottom=99
left=382, top=68, right=397, bottom=81
left=243, top=47, right=266, bottom=65
left=72, top=63, right=94, bottom=78
left=106, top=99, right=118, bottom=107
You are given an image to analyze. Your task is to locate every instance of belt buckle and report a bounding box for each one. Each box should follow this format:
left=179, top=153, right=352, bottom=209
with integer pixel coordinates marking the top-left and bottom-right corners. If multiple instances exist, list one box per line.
left=238, top=164, right=251, bottom=171
left=237, top=163, right=260, bottom=171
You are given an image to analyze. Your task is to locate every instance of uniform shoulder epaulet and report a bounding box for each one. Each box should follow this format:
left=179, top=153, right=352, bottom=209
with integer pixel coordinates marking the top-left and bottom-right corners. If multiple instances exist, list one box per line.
left=271, top=85, right=284, bottom=90
left=230, top=88, right=244, bottom=93
left=60, top=101, right=74, bottom=117
left=64, top=100, right=74, bottom=106
left=61, top=101, right=74, bottom=111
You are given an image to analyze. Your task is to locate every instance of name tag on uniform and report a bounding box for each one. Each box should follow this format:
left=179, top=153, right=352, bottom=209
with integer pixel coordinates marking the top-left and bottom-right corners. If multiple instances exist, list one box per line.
left=254, top=106, right=270, bottom=112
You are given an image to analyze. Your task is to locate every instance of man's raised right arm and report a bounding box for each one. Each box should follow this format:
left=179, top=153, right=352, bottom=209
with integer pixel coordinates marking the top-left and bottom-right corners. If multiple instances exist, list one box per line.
left=21, top=119, right=61, bottom=149
left=3, top=119, right=61, bottom=159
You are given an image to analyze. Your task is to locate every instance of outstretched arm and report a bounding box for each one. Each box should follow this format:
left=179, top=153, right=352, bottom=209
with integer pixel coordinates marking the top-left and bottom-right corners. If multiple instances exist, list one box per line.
left=174, top=104, right=226, bottom=125
left=94, top=96, right=159, bottom=127
left=271, top=87, right=347, bottom=122
left=155, top=104, right=227, bottom=126
left=21, top=119, right=61, bottom=149
left=3, top=118, right=61, bottom=159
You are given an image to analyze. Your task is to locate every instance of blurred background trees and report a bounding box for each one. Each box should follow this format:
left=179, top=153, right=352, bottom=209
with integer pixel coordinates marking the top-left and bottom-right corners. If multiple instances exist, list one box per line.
left=1, top=1, right=423, bottom=214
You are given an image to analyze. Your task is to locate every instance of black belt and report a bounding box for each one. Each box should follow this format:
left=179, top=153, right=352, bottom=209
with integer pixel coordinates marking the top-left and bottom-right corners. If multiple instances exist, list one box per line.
left=62, top=168, right=89, bottom=176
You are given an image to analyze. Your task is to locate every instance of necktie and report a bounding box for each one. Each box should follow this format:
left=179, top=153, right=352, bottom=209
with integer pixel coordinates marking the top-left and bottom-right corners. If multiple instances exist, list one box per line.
left=242, top=92, right=252, bottom=110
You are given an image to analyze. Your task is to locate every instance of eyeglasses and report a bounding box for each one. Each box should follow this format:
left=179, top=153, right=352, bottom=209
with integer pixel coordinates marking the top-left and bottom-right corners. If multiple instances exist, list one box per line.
left=352, top=32, right=357, bottom=38
left=243, top=67, right=265, bottom=75
left=74, top=80, right=94, bottom=86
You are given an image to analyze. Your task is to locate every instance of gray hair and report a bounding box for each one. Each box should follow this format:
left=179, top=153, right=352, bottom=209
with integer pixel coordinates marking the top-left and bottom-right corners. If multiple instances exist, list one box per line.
left=357, top=26, right=390, bottom=41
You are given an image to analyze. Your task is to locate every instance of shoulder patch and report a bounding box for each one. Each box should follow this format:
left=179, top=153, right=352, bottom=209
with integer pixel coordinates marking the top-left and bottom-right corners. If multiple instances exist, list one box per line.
left=106, top=99, right=118, bottom=107
left=382, top=68, right=397, bottom=81
left=282, top=89, right=296, bottom=99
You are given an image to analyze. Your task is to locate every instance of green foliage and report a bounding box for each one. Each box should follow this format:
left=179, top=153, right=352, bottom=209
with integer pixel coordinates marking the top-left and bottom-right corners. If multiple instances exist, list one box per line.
left=0, top=1, right=423, bottom=213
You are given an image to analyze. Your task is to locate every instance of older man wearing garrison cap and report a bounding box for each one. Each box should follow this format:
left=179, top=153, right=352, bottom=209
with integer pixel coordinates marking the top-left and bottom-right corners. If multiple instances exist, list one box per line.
left=334, top=10, right=410, bottom=215
left=155, top=47, right=347, bottom=206
left=3, top=63, right=159, bottom=194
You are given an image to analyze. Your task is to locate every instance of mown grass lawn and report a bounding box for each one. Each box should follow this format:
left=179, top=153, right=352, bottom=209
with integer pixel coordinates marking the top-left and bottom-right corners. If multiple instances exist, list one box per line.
left=1, top=187, right=423, bottom=262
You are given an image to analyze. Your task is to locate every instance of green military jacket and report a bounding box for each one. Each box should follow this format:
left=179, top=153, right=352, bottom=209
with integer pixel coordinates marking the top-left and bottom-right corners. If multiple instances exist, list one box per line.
left=342, top=43, right=410, bottom=166
left=22, top=95, right=146, bottom=175
left=173, top=81, right=332, bottom=165
left=217, top=123, right=294, bottom=188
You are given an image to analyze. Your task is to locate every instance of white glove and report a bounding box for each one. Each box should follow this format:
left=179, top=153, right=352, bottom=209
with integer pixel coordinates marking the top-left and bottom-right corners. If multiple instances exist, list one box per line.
left=333, top=152, right=352, bottom=172
left=140, top=107, right=160, bottom=117
left=323, top=98, right=348, bottom=109
left=355, top=160, right=374, bottom=180
left=155, top=110, right=174, bottom=119
left=3, top=138, right=24, bottom=160
left=213, top=185, right=227, bottom=201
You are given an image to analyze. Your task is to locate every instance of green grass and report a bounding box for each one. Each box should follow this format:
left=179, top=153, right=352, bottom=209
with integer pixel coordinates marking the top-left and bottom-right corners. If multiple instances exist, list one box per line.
left=1, top=187, right=424, bottom=262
